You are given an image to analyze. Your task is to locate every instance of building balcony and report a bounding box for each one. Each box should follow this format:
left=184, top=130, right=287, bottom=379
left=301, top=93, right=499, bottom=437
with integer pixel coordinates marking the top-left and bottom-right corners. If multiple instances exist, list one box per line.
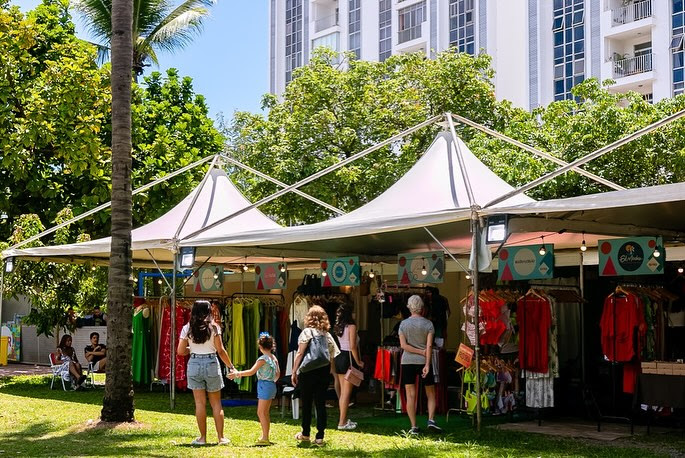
left=314, top=12, right=339, bottom=33
left=396, top=22, right=428, bottom=54
left=612, top=0, right=652, bottom=26
left=613, top=53, right=653, bottom=78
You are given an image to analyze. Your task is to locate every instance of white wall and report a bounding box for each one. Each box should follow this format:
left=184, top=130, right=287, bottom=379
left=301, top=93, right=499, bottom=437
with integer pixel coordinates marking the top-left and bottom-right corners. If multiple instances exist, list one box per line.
left=491, top=0, right=530, bottom=109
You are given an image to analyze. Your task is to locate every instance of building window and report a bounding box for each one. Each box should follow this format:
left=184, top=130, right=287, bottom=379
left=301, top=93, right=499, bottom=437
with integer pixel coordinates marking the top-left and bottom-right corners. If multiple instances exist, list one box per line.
left=398, top=1, right=426, bottom=44
left=312, top=32, right=340, bottom=64
left=643, top=93, right=654, bottom=103
left=673, top=0, right=685, bottom=95
left=449, top=0, right=475, bottom=54
left=553, top=0, right=585, bottom=101
left=349, top=0, right=361, bottom=59
left=285, top=0, right=303, bottom=84
left=379, top=0, right=392, bottom=61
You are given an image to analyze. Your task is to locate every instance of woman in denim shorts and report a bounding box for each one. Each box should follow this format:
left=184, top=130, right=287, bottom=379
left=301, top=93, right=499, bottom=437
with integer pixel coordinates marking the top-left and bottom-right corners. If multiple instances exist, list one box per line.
left=177, top=300, right=235, bottom=446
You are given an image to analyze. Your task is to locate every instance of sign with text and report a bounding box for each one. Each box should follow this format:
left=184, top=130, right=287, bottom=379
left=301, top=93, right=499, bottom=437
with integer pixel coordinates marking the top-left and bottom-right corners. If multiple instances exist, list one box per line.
left=455, top=343, right=474, bottom=368
left=397, top=251, right=445, bottom=285
left=321, top=257, right=360, bottom=287
left=599, top=237, right=664, bottom=276
left=255, top=263, right=287, bottom=290
left=193, top=265, right=223, bottom=292
left=498, top=244, right=554, bottom=280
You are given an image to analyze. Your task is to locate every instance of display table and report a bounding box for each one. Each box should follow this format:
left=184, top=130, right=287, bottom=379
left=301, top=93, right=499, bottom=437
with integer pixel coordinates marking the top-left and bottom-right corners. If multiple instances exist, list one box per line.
left=634, top=374, right=685, bottom=433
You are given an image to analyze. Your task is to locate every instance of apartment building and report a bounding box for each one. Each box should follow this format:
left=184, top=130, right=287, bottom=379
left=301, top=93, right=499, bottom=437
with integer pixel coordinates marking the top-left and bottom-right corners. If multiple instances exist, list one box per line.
left=269, top=0, right=682, bottom=110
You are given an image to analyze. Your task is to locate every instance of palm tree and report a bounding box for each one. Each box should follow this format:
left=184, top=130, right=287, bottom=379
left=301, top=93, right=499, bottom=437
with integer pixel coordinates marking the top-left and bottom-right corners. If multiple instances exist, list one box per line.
left=101, top=0, right=135, bottom=422
left=74, top=0, right=215, bottom=79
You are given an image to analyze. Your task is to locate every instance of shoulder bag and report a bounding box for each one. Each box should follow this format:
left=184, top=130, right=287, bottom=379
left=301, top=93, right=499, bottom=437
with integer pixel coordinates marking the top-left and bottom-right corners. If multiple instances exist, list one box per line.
left=344, top=350, right=364, bottom=387
left=298, top=331, right=331, bottom=373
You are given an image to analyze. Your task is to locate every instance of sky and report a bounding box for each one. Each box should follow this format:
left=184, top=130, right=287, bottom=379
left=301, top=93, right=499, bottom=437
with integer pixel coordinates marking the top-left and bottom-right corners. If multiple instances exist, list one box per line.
left=12, top=0, right=269, bottom=120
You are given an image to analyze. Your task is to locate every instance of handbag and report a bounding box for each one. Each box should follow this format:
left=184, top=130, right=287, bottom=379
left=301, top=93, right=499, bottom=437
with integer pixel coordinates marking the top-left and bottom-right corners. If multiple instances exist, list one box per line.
left=298, top=332, right=330, bottom=373
left=344, top=350, right=364, bottom=387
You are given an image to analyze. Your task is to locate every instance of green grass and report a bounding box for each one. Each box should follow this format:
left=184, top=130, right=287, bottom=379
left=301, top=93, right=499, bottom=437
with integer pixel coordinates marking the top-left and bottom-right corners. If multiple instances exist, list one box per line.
left=1, top=375, right=683, bottom=457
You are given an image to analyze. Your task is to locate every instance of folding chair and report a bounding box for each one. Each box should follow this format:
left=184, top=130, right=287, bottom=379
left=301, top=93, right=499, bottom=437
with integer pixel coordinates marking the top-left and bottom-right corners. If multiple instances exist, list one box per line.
left=49, top=353, right=69, bottom=391
left=83, top=362, right=96, bottom=388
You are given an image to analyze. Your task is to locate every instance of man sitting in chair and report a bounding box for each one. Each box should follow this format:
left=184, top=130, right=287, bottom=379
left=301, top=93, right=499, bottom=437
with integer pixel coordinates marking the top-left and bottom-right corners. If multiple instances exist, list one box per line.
left=84, top=332, right=107, bottom=372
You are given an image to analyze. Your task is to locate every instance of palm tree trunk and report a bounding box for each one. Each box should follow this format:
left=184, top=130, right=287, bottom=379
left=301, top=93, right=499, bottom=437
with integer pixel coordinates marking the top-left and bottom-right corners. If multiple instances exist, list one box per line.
left=101, top=0, right=134, bottom=422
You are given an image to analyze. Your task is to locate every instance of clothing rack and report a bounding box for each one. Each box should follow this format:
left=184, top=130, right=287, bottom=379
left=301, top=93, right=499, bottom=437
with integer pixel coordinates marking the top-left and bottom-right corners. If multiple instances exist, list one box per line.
left=230, top=292, right=285, bottom=306
left=374, top=345, right=400, bottom=416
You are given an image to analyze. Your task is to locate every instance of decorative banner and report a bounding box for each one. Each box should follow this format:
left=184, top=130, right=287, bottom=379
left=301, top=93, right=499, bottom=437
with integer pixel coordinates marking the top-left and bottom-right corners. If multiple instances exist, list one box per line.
left=455, top=343, right=474, bottom=368
left=498, top=244, right=554, bottom=280
left=0, top=320, right=21, bottom=362
left=321, top=257, right=360, bottom=287
left=193, top=265, right=223, bottom=292
left=598, top=236, right=664, bottom=276
left=255, top=263, right=287, bottom=290
left=397, top=251, right=445, bottom=285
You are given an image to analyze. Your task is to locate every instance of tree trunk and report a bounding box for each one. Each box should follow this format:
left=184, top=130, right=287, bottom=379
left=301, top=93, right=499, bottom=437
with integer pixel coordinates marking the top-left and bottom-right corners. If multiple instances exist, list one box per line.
left=101, top=0, right=134, bottom=422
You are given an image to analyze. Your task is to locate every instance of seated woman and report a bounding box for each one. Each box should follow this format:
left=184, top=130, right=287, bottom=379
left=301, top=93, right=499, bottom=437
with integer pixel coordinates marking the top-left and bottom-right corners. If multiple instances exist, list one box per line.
left=56, top=334, right=86, bottom=388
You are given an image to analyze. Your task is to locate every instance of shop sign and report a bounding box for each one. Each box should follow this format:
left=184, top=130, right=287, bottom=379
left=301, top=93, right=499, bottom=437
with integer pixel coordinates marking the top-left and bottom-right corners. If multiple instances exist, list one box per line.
left=455, top=343, right=474, bottom=368
left=321, top=257, right=361, bottom=287
left=397, top=251, right=445, bottom=285
left=0, top=319, right=21, bottom=362
left=254, top=263, right=287, bottom=290
left=497, top=244, right=554, bottom=280
left=193, top=265, right=223, bottom=292
left=598, top=236, right=664, bottom=276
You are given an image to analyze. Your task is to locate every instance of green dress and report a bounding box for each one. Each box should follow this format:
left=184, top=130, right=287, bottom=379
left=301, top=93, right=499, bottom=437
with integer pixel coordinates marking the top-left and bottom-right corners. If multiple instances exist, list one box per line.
left=132, top=307, right=152, bottom=385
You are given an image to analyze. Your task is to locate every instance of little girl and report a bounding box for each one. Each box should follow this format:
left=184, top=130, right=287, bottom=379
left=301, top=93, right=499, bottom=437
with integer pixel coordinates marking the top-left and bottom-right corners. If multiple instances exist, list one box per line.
left=229, top=332, right=280, bottom=446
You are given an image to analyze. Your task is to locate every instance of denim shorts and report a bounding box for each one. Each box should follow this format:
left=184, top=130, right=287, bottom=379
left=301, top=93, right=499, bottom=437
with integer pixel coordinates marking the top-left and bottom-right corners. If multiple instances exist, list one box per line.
left=187, top=353, right=224, bottom=392
left=257, top=380, right=277, bottom=400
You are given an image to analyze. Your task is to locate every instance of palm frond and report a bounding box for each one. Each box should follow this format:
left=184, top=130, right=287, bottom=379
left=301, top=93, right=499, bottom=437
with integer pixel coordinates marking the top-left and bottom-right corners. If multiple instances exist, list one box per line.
left=70, top=0, right=113, bottom=42
left=143, top=0, right=214, bottom=51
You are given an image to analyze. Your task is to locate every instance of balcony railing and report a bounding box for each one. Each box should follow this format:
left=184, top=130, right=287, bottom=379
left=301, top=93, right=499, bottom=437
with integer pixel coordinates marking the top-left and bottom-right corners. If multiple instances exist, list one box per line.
left=613, top=53, right=653, bottom=78
left=314, top=12, right=339, bottom=33
left=398, top=25, right=422, bottom=44
left=612, top=0, right=652, bottom=26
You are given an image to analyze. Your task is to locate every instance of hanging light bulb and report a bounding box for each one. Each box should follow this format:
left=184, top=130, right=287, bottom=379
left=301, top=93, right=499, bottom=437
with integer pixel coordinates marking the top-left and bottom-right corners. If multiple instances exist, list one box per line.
left=91, top=265, right=97, bottom=271
left=213, top=268, right=219, bottom=280
left=242, top=264, right=249, bottom=272
left=280, top=264, right=286, bottom=273
left=580, top=232, right=587, bottom=252
left=421, top=265, right=427, bottom=276
left=678, top=266, right=684, bottom=274
left=465, top=273, right=472, bottom=280
left=322, top=270, right=328, bottom=277
left=369, top=269, right=375, bottom=279
left=157, top=278, right=163, bottom=285
left=653, top=247, right=661, bottom=258
left=539, top=236, right=547, bottom=256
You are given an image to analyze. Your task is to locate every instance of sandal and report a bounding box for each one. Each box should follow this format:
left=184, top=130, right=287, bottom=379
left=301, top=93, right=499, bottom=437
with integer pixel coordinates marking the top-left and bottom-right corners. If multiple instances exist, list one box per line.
left=190, top=438, right=206, bottom=446
left=313, top=438, right=325, bottom=447
left=218, top=437, right=230, bottom=446
left=294, top=432, right=310, bottom=442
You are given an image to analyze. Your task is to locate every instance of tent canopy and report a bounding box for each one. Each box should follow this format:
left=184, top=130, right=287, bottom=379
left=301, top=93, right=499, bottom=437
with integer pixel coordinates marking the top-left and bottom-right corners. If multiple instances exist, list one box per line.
left=3, top=168, right=282, bottom=266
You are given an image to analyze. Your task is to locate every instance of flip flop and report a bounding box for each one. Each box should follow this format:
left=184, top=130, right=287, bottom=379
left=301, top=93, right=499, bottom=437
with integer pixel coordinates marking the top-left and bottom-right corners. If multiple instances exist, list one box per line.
left=190, top=438, right=206, bottom=446
left=294, top=432, right=310, bottom=442
left=313, top=439, right=325, bottom=447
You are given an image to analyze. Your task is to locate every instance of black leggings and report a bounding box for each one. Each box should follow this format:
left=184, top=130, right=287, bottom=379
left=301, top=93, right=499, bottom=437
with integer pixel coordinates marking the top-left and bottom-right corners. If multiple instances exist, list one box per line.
left=299, top=365, right=330, bottom=440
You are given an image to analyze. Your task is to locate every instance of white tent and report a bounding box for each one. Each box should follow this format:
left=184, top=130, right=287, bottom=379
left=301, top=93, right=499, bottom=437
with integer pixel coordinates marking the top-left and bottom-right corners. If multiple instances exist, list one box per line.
left=2, top=168, right=282, bottom=266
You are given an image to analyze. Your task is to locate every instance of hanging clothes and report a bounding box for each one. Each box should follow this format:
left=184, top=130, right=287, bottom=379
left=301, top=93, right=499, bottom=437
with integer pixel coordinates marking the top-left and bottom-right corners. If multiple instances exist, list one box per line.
left=231, top=300, right=246, bottom=367
left=518, top=295, right=552, bottom=374
left=157, top=303, right=190, bottom=390
left=600, top=292, right=643, bottom=362
left=132, top=305, right=153, bottom=385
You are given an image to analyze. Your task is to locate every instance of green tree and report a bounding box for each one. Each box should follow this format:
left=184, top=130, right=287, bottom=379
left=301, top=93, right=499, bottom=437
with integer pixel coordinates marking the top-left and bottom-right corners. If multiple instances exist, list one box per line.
left=103, top=0, right=134, bottom=422
left=73, top=0, right=215, bottom=79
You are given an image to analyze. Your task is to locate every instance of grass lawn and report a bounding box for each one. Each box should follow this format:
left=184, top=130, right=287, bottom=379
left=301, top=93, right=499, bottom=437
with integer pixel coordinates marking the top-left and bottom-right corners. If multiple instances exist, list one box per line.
left=1, top=375, right=685, bottom=457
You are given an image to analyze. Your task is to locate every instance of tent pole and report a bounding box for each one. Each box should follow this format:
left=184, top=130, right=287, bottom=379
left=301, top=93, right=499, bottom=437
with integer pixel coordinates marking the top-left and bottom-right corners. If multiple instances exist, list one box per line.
left=170, top=252, right=178, bottom=409
left=7, top=154, right=216, bottom=252
left=485, top=108, right=685, bottom=208
left=579, top=251, right=585, bottom=385
left=471, top=211, right=482, bottom=432
left=423, top=227, right=470, bottom=274
left=220, top=154, right=345, bottom=216
left=449, top=114, right=624, bottom=191
left=183, top=115, right=444, bottom=241
left=445, top=113, right=476, bottom=207
left=145, top=250, right=173, bottom=290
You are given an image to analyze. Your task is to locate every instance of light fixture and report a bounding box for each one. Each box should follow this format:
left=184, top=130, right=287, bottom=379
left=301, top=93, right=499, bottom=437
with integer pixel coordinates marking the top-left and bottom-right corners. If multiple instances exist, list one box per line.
left=91, top=265, right=97, bottom=271
left=421, top=259, right=427, bottom=276
left=539, top=236, right=547, bottom=256
left=180, top=246, right=196, bottom=268
left=213, top=267, right=219, bottom=280
left=4, top=257, right=14, bottom=273
left=486, top=214, right=509, bottom=245
left=579, top=231, right=587, bottom=252
left=653, top=247, right=661, bottom=258
left=280, top=264, right=286, bottom=273
left=369, top=269, right=375, bottom=279
left=242, top=264, right=249, bottom=272
left=322, top=270, right=328, bottom=277
left=157, top=278, right=163, bottom=285
left=465, top=273, right=472, bottom=280
left=678, top=266, right=684, bottom=274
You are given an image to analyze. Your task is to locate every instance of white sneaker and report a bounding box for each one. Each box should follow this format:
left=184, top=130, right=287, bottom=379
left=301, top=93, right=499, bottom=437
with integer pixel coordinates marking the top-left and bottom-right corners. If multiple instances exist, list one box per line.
left=337, top=420, right=357, bottom=431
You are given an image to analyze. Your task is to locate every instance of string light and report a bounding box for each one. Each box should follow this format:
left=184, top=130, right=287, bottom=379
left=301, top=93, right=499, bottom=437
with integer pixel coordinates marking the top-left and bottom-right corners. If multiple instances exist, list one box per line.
left=157, top=279, right=163, bottom=285
left=322, top=270, right=328, bottom=277
left=580, top=231, right=587, bottom=252
left=653, top=247, right=661, bottom=258
left=421, top=259, right=427, bottom=276
left=242, top=264, right=249, bottom=272
left=678, top=266, right=684, bottom=274
left=465, top=273, right=472, bottom=280
left=213, top=267, right=219, bottom=280
left=538, top=236, right=547, bottom=256
left=369, top=268, right=375, bottom=279
left=91, top=265, right=97, bottom=271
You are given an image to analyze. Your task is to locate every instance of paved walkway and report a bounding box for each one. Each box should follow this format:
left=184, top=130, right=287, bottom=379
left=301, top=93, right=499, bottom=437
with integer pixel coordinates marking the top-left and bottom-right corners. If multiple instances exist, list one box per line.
left=0, top=362, right=50, bottom=377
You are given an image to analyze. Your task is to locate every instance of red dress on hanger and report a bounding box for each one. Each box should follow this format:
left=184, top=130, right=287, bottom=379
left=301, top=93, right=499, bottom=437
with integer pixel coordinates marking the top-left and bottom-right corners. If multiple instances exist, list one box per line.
left=158, top=304, right=191, bottom=390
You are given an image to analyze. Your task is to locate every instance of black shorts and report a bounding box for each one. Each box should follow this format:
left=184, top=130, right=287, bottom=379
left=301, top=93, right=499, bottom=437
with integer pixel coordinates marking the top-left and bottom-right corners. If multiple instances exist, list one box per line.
left=401, top=364, right=435, bottom=386
left=334, top=350, right=358, bottom=375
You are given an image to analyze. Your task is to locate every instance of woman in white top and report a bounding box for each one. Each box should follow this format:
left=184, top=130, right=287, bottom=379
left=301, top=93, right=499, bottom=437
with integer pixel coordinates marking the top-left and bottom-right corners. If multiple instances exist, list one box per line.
left=177, top=300, right=234, bottom=446
left=333, top=303, right=364, bottom=430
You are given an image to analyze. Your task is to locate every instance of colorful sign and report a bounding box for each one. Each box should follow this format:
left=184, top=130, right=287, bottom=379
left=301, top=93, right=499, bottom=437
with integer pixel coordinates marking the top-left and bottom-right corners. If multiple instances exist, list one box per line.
left=255, top=263, right=287, bottom=290
left=598, top=237, right=664, bottom=276
left=321, top=257, right=361, bottom=287
left=397, top=251, right=445, bottom=285
left=455, top=343, right=474, bottom=368
left=498, top=244, right=554, bottom=280
left=0, top=320, right=20, bottom=362
left=193, top=265, right=223, bottom=292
